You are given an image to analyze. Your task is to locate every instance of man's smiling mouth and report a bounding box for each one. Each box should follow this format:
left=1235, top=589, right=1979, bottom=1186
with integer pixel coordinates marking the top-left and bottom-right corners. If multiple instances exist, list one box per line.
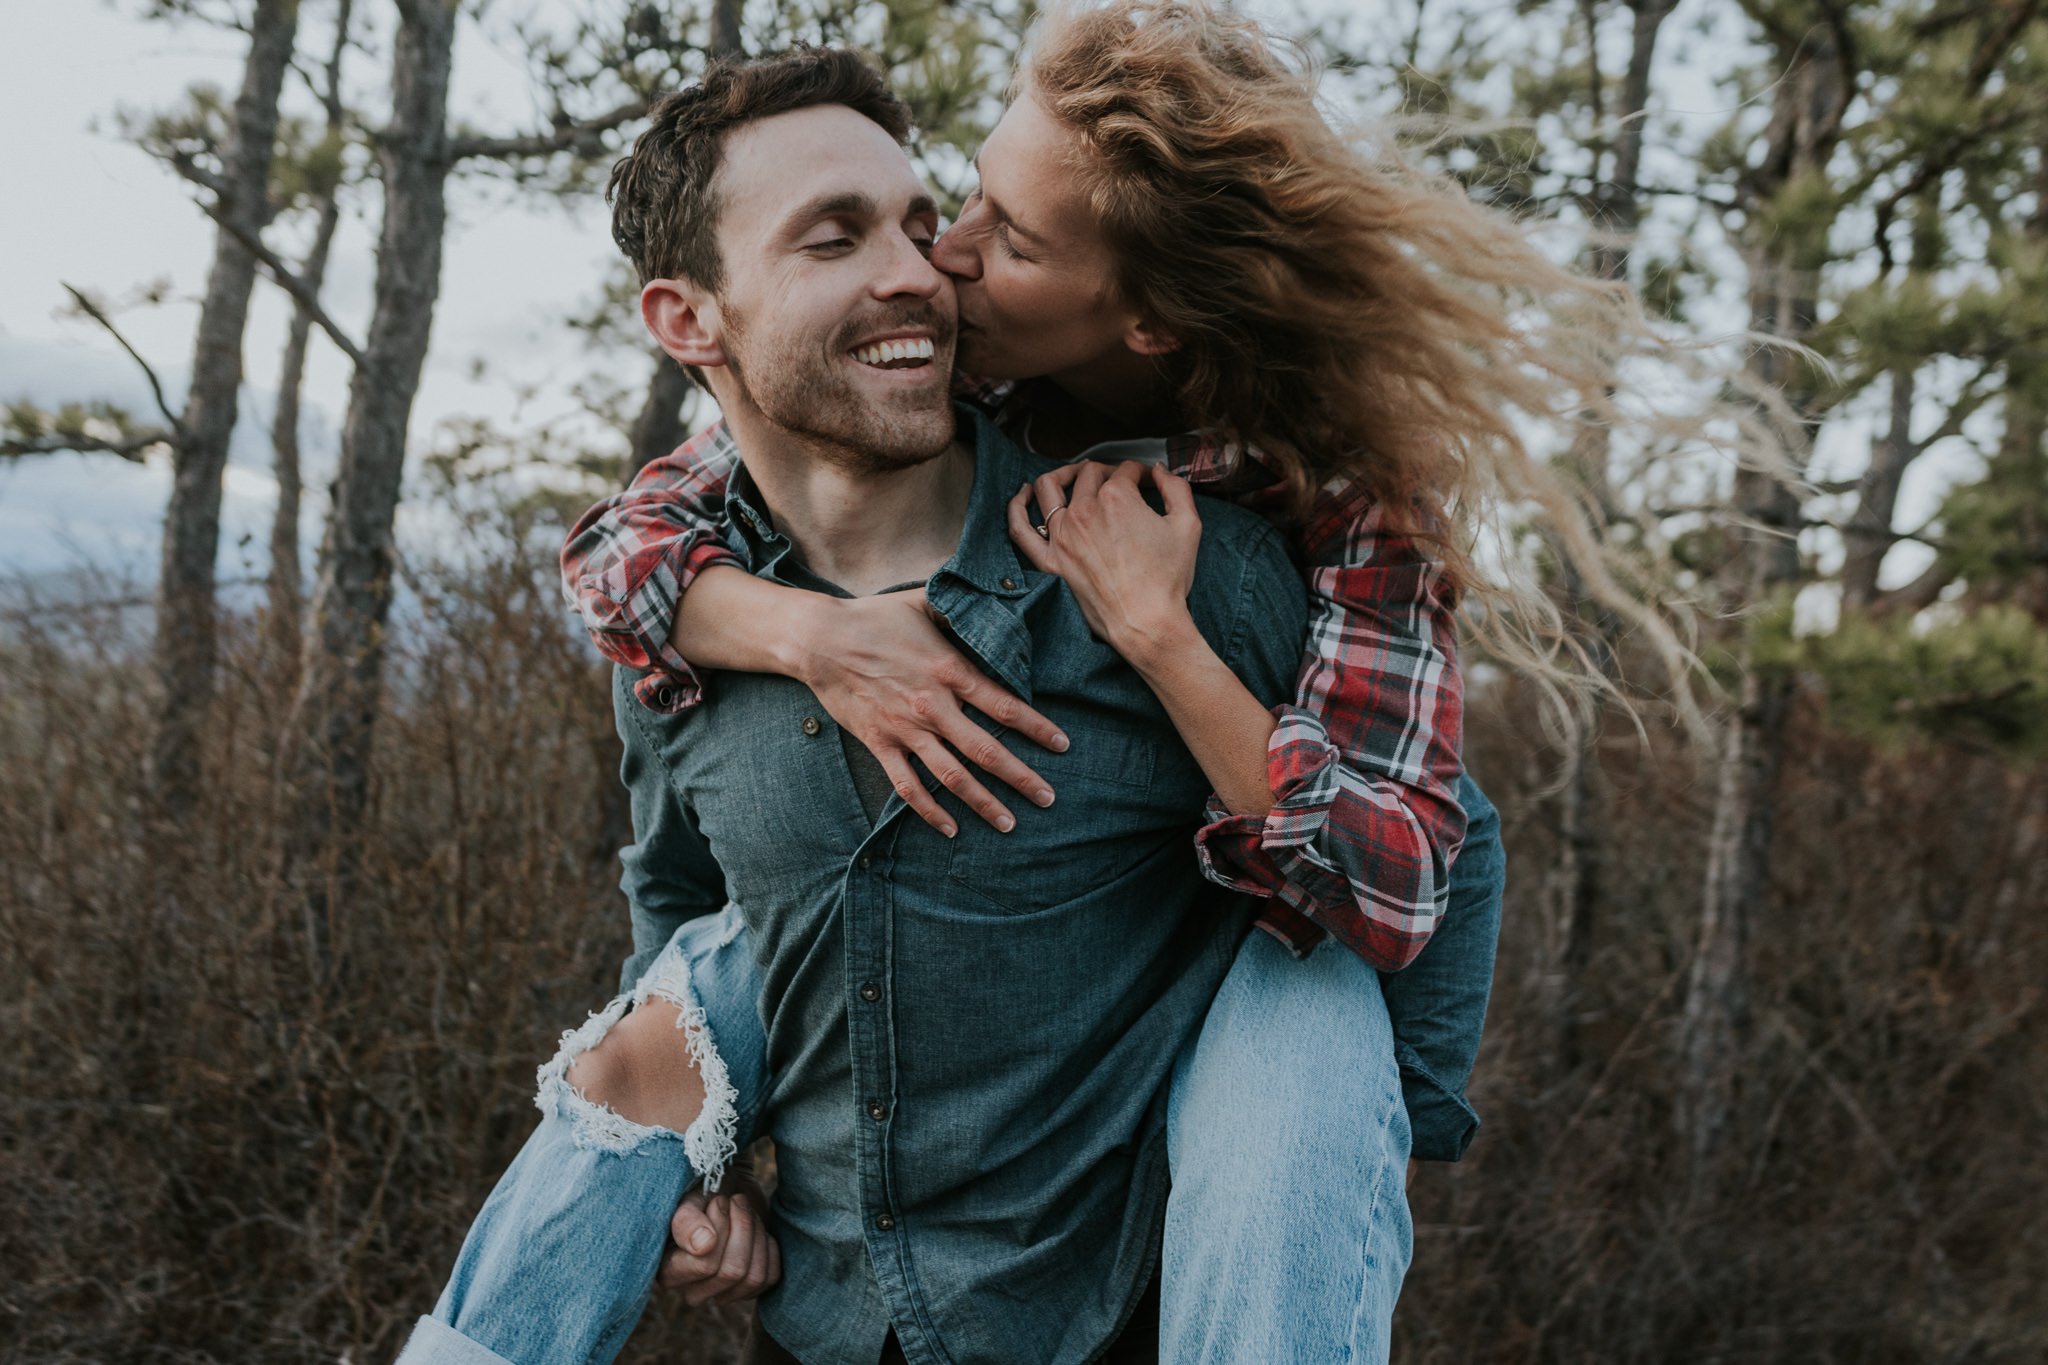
left=852, top=336, right=936, bottom=370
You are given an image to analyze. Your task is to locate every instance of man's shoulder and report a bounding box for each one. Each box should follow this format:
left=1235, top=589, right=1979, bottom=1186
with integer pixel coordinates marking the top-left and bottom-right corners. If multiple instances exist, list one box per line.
left=1190, top=491, right=1296, bottom=584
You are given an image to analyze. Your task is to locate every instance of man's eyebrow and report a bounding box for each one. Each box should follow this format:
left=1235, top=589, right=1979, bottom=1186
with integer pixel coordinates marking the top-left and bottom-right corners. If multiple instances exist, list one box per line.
left=777, top=190, right=877, bottom=239
left=779, top=189, right=940, bottom=239
left=971, top=153, right=1042, bottom=242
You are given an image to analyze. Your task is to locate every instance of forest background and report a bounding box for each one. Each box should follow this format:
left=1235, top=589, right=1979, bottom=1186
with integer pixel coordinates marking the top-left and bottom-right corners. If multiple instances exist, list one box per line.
left=2, top=0, right=2044, bottom=1360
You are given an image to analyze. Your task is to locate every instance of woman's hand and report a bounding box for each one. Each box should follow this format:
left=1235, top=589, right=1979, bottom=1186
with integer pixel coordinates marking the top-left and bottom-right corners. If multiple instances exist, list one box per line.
left=794, top=589, right=1068, bottom=838
left=1006, top=461, right=1204, bottom=666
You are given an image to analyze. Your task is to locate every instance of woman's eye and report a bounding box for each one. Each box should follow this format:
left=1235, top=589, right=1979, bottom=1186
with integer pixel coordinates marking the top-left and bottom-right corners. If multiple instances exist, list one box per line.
left=995, top=223, right=1027, bottom=261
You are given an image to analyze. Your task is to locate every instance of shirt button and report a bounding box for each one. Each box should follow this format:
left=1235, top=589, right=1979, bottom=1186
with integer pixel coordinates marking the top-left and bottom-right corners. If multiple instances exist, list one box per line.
left=867, top=1100, right=887, bottom=1122
left=1000, top=576, right=1017, bottom=590
left=800, top=715, right=822, bottom=736
left=858, top=855, right=872, bottom=870
left=654, top=686, right=679, bottom=709
left=859, top=982, right=881, bottom=1002
left=875, top=1213, right=896, bottom=1232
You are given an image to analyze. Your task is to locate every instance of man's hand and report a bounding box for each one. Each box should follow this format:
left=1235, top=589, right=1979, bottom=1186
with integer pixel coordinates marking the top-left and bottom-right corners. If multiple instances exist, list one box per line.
left=659, top=1177, right=782, bottom=1307
left=796, top=589, right=1069, bottom=838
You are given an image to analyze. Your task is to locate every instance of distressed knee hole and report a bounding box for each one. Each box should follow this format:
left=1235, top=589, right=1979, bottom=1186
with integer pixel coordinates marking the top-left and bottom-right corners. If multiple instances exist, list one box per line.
left=564, top=998, right=707, bottom=1136
left=532, top=949, right=744, bottom=1188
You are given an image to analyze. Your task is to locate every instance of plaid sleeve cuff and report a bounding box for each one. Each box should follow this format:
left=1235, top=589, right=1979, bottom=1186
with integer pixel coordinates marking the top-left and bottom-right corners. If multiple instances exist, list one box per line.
left=579, top=532, right=743, bottom=714
left=1190, top=704, right=1450, bottom=970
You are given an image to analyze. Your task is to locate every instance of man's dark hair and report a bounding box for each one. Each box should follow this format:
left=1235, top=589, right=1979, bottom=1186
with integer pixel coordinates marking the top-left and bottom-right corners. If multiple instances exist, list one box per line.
left=608, top=47, right=912, bottom=295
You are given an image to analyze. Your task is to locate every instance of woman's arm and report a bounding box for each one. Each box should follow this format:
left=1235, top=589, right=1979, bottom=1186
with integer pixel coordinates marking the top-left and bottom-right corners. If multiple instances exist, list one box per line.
left=1008, top=461, right=1467, bottom=971
left=561, top=420, right=1069, bottom=834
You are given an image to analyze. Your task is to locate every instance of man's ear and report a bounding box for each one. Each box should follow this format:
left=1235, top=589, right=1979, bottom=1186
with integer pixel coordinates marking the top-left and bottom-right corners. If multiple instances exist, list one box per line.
left=642, top=278, right=726, bottom=370
left=1123, top=316, right=1180, bottom=358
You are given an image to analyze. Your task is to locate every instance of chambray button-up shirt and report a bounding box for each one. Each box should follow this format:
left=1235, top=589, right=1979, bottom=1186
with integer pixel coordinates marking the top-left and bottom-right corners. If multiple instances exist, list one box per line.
left=612, top=406, right=1307, bottom=1365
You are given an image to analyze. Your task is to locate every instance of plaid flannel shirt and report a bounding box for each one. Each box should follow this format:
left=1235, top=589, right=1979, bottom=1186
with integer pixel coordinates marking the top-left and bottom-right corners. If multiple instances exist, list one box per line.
left=561, top=379, right=1467, bottom=969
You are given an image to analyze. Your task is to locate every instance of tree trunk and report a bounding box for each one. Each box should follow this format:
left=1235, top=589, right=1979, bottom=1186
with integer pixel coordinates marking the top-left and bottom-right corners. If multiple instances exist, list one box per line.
left=1680, top=19, right=1848, bottom=1189
left=1841, top=366, right=1916, bottom=611
left=282, top=0, right=458, bottom=979
left=266, top=0, right=352, bottom=681
left=1543, top=0, right=1674, bottom=1069
left=628, top=350, right=693, bottom=474
left=265, top=193, right=340, bottom=678
left=711, top=0, right=743, bottom=61
left=148, top=0, right=300, bottom=815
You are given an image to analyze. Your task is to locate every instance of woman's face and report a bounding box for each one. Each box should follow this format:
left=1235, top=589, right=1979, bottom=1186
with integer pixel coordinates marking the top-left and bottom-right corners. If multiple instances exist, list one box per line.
left=930, top=88, right=1156, bottom=390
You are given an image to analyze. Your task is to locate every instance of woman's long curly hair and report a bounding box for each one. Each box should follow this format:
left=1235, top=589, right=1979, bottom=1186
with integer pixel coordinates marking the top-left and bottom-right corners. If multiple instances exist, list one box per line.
left=1027, top=0, right=1735, bottom=735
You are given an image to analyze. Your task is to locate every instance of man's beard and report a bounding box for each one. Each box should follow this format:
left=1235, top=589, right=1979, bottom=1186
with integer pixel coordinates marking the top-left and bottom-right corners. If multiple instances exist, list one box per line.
left=722, top=300, right=958, bottom=476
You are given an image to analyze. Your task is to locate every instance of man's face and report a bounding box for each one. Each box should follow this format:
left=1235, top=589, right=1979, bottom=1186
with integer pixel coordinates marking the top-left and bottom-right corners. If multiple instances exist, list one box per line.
left=929, top=87, right=1136, bottom=385
left=703, top=104, right=958, bottom=473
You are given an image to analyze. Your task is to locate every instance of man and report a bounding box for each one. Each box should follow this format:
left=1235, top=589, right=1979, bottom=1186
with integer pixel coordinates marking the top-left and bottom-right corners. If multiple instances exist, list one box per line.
left=400, top=47, right=1308, bottom=1365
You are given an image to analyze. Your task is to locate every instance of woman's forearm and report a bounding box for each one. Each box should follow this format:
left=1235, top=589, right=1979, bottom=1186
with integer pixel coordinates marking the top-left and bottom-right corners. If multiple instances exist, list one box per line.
left=1117, top=615, right=1278, bottom=817
left=667, top=564, right=824, bottom=680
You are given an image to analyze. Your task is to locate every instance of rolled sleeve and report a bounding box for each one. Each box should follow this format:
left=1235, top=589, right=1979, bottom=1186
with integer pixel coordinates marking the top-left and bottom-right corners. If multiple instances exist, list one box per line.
left=558, top=422, right=743, bottom=713
left=1193, top=699, right=1465, bottom=970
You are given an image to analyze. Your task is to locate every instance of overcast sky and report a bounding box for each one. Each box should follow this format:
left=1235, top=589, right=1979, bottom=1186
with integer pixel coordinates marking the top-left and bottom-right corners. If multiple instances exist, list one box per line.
left=0, top=0, right=625, bottom=587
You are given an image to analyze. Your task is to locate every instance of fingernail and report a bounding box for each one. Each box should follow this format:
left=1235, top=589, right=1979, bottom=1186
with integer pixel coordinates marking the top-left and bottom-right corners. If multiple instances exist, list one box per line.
left=942, top=823, right=958, bottom=839
left=997, top=815, right=1016, bottom=832
left=1034, top=788, right=1054, bottom=807
left=1051, top=732, right=1070, bottom=752
left=691, top=1230, right=714, bottom=1253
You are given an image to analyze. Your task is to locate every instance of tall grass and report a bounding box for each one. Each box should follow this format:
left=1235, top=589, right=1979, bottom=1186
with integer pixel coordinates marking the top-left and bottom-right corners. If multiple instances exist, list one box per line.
left=2, top=530, right=2041, bottom=1362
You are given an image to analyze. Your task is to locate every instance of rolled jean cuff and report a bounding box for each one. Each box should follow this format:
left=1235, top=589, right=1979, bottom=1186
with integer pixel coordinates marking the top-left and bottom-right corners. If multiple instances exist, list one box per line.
left=396, top=1314, right=518, bottom=1365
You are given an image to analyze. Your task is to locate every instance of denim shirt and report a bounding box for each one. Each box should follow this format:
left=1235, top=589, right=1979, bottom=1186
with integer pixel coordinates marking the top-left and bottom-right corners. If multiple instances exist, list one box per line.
left=613, top=405, right=1308, bottom=1365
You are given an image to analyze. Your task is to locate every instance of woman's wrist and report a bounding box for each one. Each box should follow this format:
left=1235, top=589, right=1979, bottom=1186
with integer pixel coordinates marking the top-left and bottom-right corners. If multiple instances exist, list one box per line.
left=771, top=589, right=837, bottom=687
left=1112, top=606, right=1203, bottom=678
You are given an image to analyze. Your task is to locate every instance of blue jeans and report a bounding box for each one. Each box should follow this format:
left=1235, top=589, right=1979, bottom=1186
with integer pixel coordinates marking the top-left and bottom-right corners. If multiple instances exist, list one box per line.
left=399, top=912, right=1415, bottom=1365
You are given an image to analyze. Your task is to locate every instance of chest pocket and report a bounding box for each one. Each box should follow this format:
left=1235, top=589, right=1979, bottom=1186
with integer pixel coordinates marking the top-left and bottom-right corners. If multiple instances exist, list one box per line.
left=941, top=721, right=1191, bottom=916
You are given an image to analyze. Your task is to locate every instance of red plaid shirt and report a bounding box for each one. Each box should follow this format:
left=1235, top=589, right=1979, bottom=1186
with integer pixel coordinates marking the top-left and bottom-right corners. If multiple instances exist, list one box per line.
left=561, top=381, right=1467, bottom=969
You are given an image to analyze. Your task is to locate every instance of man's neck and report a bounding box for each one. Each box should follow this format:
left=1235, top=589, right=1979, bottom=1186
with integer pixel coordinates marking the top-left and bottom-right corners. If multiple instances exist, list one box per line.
left=722, top=409, right=975, bottom=596
left=1028, top=356, right=1187, bottom=463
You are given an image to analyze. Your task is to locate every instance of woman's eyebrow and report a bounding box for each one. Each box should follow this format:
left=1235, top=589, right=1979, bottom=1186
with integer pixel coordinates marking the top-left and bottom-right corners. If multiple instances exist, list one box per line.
left=971, top=155, right=1043, bottom=243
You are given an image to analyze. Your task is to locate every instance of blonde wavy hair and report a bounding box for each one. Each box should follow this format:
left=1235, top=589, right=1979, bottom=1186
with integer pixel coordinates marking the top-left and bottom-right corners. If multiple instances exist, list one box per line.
left=1026, top=0, right=1739, bottom=737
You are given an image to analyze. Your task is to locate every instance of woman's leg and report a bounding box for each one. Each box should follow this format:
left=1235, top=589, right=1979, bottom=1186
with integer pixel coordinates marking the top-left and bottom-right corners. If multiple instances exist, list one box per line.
left=398, top=908, right=771, bottom=1365
left=1161, top=926, right=1411, bottom=1365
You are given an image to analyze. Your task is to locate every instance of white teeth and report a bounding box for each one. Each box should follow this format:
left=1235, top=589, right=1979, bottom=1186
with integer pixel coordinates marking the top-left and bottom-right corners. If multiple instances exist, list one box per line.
left=853, top=337, right=936, bottom=366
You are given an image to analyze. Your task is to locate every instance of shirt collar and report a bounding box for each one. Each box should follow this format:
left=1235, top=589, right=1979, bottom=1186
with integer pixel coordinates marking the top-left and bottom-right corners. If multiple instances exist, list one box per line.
left=719, top=402, right=1036, bottom=603
left=967, top=376, right=1278, bottom=490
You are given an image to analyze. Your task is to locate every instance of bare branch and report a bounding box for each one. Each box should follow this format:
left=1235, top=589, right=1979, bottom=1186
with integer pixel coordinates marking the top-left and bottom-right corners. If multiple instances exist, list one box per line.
left=160, top=145, right=231, bottom=200
left=1, top=430, right=170, bottom=463
left=1868, top=555, right=1959, bottom=619
left=446, top=97, right=647, bottom=162
left=59, top=283, right=184, bottom=437
left=1893, top=679, right=2036, bottom=717
left=194, top=200, right=367, bottom=367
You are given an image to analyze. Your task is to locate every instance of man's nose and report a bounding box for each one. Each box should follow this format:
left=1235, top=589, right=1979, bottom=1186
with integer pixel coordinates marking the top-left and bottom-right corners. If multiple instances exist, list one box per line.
left=929, top=205, right=983, bottom=282
left=875, top=229, right=947, bottom=300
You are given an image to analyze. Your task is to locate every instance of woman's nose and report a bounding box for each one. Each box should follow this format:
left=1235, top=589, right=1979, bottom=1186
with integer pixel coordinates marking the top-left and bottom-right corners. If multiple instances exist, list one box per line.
left=931, top=209, right=984, bottom=282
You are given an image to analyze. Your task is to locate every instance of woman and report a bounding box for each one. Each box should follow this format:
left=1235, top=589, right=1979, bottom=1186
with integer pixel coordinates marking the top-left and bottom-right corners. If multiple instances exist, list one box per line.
left=409, top=1, right=1658, bottom=1360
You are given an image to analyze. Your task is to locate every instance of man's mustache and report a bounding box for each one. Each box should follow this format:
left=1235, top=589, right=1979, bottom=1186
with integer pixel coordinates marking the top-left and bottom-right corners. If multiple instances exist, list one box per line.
left=834, top=306, right=957, bottom=353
